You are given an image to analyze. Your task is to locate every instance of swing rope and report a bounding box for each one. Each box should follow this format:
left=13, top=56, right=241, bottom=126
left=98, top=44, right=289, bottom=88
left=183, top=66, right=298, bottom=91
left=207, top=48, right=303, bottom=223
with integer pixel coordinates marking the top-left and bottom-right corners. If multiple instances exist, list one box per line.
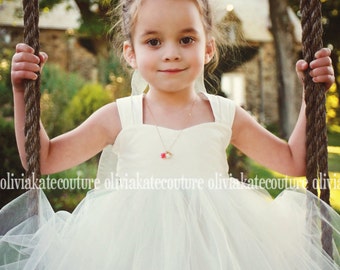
left=22, top=0, right=333, bottom=259
left=23, top=0, right=41, bottom=217
left=300, top=0, right=333, bottom=258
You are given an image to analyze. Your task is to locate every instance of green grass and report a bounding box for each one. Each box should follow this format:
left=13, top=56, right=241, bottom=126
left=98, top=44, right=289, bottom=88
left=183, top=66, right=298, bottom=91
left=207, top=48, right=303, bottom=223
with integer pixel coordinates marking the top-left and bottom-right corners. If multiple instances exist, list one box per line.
left=248, top=129, right=340, bottom=212
left=329, top=152, right=340, bottom=172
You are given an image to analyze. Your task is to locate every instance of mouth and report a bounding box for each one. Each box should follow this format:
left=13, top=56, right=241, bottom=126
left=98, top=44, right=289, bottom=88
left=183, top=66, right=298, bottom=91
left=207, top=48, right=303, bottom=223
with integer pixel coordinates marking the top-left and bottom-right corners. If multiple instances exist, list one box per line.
left=158, top=68, right=186, bottom=74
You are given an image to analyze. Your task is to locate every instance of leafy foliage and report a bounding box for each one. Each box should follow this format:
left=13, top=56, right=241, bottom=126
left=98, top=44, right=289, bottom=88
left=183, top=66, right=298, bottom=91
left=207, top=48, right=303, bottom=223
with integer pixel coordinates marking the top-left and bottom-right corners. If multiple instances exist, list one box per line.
left=0, top=118, right=26, bottom=207
left=39, top=0, right=119, bottom=38
left=0, top=47, right=13, bottom=111
left=40, top=64, right=86, bottom=137
left=62, top=83, right=113, bottom=129
left=0, top=119, right=23, bottom=177
left=98, top=52, right=131, bottom=98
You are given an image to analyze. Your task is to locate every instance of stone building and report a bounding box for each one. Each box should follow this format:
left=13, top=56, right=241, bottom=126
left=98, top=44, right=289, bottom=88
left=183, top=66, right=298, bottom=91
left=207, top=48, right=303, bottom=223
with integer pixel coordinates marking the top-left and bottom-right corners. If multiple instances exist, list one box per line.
left=0, top=0, right=96, bottom=80
left=220, top=0, right=302, bottom=125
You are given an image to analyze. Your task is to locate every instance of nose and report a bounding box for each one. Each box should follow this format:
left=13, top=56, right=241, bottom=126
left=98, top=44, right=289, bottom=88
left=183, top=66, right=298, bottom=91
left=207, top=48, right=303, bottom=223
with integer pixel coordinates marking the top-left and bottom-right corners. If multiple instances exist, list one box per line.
left=163, top=43, right=181, bottom=61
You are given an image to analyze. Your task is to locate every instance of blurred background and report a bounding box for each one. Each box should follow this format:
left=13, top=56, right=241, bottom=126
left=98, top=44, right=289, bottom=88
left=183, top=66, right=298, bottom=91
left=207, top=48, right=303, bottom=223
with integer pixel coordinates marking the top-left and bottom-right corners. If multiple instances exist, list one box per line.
left=0, top=0, right=339, bottom=211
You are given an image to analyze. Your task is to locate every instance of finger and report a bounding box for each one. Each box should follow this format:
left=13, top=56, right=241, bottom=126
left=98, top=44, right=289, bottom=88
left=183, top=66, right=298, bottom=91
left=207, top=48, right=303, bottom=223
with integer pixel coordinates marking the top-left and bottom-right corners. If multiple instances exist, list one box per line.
left=312, top=73, right=335, bottom=83
left=311, top=65, right=334, bottom=76
left=12, top=61, right=41, bottom=74
left=314, top=48, right=331, bottom=58
left=296, top=59, right=308, bottom=71
left=15, top=43, right=35, bottom=54
left=310, top=57, right=332, bottom=69
left=39, top=52, right=48, bottom=66
left=12, top=70, right=38, bottom=82
left=12, top=52, right=40, bottom=65
left=312, top=74, right=335, bottom=88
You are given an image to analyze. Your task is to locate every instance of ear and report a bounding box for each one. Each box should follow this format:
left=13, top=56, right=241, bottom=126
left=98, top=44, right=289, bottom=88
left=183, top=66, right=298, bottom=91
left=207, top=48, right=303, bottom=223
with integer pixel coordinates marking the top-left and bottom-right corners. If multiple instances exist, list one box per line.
left=204, top=38, right=216, bottom=64
left=123, top=41, right=137, bottom=69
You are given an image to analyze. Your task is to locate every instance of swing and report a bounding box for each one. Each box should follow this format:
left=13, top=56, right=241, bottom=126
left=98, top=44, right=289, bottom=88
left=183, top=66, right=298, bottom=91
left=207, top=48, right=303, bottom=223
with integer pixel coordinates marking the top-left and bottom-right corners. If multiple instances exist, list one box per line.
left=22, top=0, right=41, bottom=220
left=22, top=0, right=333, bottom=259
left=300, top=0, right=333, bottom=257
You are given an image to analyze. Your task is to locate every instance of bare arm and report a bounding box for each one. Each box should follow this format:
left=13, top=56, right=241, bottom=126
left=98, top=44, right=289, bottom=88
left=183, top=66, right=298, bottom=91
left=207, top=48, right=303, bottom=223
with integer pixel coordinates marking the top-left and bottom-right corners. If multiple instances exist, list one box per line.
left=12, top=43, right=121, bottom=175
left=230, top=48, right=334, bottom=177
left=231, top=103, right=306, bottom=176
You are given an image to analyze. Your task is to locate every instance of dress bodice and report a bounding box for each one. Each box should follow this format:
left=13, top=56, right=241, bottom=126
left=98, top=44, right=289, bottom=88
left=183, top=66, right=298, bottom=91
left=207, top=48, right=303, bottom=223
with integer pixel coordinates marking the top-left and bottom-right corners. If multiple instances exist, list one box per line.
left=111, top=93, right=236, bottom=180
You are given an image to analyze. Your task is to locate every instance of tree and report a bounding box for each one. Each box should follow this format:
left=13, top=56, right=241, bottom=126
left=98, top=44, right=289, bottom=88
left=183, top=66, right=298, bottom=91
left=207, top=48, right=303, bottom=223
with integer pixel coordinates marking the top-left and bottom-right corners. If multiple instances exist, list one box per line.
left=40, top=0, right=119, bottom=57
left=269, top=0, right=300, bottom=138
left=39, top=0, right=130, bottom=93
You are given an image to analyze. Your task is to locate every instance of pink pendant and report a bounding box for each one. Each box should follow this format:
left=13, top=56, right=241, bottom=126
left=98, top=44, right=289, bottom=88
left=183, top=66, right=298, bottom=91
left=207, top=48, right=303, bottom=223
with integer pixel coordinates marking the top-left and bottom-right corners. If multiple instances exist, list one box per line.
left=161, top=151, right=172, bottom=159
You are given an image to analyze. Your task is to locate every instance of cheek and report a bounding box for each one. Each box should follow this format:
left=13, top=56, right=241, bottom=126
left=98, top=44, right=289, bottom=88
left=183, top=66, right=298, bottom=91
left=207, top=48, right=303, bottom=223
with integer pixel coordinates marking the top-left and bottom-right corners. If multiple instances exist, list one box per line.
left=190, top=48, right=206, bottom=68
left=139, top=50, right=152, bottom=61
left=191, top=45, right=207, bottom=63
left=136, top=51, right=157, bottom=69
left=136, top=56, right=150, bottom=70
left=134, top=52, right=156, bottom=80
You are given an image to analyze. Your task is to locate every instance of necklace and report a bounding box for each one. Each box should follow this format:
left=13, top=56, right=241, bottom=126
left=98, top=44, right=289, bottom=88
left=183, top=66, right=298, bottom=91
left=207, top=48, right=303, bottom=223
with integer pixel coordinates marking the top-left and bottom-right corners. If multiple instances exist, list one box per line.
left=145, top=95, right=198, bottom=159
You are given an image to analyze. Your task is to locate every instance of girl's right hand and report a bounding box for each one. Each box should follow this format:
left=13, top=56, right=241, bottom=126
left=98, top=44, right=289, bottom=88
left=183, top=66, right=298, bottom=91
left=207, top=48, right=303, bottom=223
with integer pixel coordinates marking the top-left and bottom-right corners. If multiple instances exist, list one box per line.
left=11, top=43, right=48, bottom=93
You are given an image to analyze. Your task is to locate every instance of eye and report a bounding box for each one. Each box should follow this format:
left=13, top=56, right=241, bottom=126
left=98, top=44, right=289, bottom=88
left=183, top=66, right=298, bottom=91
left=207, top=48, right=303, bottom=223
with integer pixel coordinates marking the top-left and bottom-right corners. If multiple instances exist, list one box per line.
left=180, top=36, right=194, bottom=45
left=147, top=38, right=161, bottom=47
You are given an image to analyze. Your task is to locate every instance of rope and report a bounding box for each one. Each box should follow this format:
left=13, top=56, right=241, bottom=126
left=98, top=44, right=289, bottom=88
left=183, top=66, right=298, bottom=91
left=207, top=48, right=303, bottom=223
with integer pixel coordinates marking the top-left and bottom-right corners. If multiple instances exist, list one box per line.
left=23, top=0, right=41, bottom=217
left=300, top=0, right=333, bottom=258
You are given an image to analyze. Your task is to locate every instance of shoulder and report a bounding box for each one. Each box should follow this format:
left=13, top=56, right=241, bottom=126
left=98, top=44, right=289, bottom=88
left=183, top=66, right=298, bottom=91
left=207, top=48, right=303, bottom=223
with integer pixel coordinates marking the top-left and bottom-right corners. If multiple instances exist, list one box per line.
left=231, top=104, right=266, bottom=147
left=95, top=94, right=141, bottom=121
left=115, top=94, right=143, bottom=109
left=92, top=101, right=120, bottom=121
left=115, top=94, right=144, bottom=127
left=202, top=93, right=236, bottom=125
left=206, top=94, right=236, bottom=106
left=88, top=101, right=122, bottom=144
left=203, top=93, right=236, bottom=110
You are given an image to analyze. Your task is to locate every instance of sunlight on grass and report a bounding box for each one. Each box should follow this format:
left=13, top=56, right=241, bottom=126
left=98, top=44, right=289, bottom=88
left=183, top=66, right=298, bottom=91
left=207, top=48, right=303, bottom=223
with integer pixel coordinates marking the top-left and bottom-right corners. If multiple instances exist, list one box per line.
left=329, top=146, right=340, bottom=155
left=248, top=136, right=340, bottom=212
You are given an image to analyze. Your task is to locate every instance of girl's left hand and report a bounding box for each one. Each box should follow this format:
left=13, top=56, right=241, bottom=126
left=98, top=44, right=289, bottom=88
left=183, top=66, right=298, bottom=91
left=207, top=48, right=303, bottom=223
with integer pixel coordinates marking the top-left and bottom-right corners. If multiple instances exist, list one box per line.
left=296, top=48, right=335, bottom=90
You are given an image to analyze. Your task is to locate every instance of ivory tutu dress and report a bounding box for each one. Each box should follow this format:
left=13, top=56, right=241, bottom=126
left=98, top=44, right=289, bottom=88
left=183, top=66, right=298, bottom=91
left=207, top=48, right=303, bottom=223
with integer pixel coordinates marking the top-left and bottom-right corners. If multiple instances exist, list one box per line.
left=1, top=92, right=340, bottom=269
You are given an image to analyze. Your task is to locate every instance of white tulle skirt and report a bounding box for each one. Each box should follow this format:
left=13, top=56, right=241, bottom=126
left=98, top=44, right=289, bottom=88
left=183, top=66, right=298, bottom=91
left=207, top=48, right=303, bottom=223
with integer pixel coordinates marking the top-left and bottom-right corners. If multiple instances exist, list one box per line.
left=1, top=178, right=340, bottom=269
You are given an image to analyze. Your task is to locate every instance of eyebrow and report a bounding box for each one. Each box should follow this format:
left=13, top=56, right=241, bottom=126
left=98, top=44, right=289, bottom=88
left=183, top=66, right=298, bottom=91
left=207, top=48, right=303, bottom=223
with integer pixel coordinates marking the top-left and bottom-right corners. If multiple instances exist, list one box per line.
left=140, top=27, right=200, bottom=38
left=180, top=27, right=200, bottom=35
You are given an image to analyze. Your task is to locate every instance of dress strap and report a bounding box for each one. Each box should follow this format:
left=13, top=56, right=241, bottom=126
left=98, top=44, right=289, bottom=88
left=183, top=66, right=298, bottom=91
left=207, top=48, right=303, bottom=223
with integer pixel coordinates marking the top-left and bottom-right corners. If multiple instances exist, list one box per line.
left=116, top=94, right=144, bottom=128
left=116, top=93, right=235, bottom=129
left=201, top=93, right=236, bottom=128
left=96, top=94, right=143, bottom=188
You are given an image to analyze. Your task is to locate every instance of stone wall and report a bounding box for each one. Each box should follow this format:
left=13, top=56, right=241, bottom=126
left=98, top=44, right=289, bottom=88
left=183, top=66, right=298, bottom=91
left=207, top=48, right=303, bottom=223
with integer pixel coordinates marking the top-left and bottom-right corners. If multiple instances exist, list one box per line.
left=3, top=26, right=96, bottom=81
left=241, top=42, right=279, bottom=124
left=238, top=42, right=301, bottom=127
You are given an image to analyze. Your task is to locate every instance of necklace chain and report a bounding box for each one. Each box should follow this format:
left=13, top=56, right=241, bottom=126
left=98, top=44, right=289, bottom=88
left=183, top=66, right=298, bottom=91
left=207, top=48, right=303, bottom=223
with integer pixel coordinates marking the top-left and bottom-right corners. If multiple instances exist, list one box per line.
left=145, top=95, right=197, bottom=159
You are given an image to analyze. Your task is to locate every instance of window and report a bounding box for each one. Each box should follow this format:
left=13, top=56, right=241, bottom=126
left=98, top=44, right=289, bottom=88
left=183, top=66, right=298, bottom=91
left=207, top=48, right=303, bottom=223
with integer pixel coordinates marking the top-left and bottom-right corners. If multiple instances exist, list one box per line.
left=221, top=72, right=245, bottom=106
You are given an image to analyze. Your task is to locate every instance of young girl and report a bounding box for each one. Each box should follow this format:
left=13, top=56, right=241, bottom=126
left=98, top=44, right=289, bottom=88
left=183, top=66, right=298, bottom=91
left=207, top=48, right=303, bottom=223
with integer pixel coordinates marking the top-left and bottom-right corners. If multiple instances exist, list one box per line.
left=1, top=0, right=339, bottom=269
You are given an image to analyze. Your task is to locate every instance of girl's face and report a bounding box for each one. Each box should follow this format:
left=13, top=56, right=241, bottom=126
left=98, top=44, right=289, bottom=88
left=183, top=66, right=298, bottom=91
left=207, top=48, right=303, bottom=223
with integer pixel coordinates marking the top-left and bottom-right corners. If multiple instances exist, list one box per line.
left=123, top=0, right=215, bottom=94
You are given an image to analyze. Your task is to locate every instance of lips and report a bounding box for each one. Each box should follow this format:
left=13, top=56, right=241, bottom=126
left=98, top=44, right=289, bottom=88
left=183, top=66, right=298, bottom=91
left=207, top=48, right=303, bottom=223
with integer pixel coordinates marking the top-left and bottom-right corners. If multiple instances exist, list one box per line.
left=159, top=68, right=186, bottom=73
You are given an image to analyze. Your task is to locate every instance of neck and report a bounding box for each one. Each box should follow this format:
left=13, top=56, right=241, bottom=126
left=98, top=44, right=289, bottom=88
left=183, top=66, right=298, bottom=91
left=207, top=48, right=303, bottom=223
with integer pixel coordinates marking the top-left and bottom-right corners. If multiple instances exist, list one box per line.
left=145, top=88, right=198, bottom=109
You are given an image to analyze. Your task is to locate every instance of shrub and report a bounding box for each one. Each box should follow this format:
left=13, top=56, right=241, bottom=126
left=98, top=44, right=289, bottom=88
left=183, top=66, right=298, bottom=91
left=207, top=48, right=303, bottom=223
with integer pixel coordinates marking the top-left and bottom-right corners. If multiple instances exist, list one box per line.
left=0, top=118, right=26, bottom=208
left=40, top=64, right=86, bottom=137
left=62, top=83, right=113, bottom=130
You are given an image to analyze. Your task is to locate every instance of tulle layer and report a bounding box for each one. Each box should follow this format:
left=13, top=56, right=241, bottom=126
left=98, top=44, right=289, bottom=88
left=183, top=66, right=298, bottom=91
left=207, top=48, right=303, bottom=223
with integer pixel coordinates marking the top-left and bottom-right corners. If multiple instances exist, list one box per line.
left=1, top=178, right=340, bottom=270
